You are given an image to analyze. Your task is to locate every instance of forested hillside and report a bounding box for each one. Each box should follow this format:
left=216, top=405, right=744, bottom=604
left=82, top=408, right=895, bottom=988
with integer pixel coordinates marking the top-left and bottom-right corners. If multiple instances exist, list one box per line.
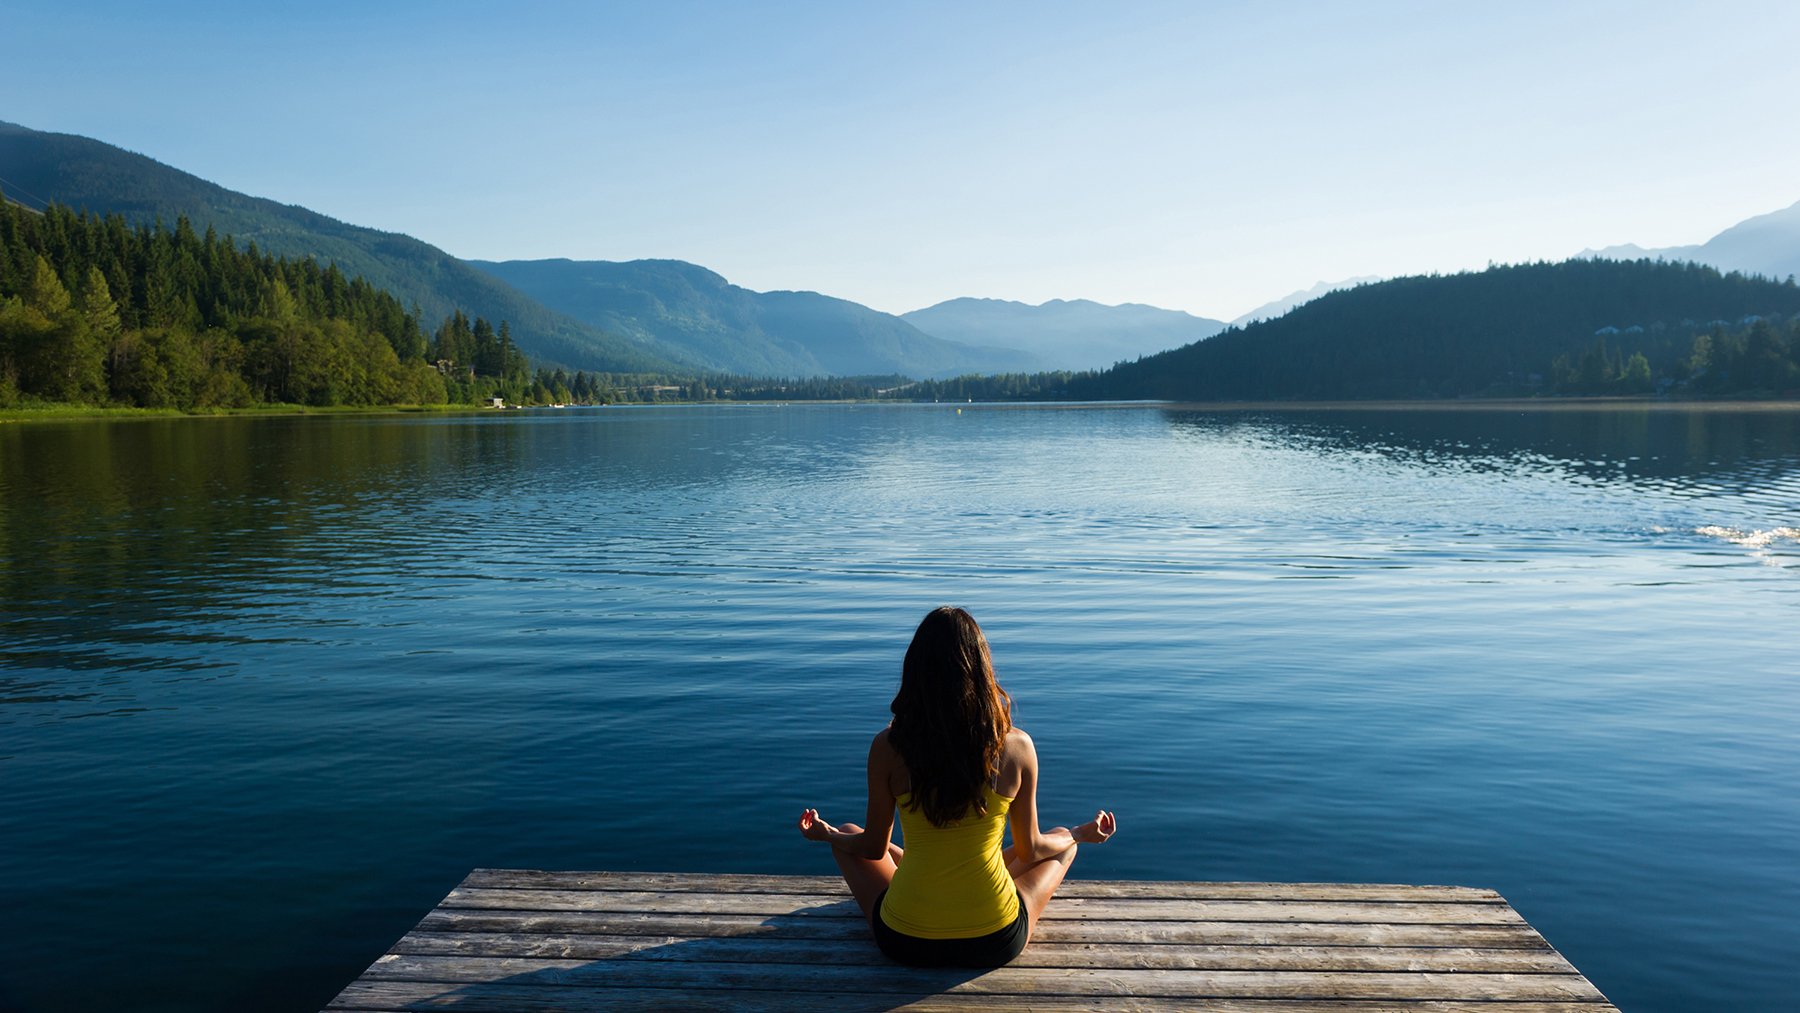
left=471, top=258, right=1046, bottom=378
left=1068, top=259, right=1800, bottom=400
left=0, top=198, right=544, bottom=408
left=0, top=120, right=678, bottom=374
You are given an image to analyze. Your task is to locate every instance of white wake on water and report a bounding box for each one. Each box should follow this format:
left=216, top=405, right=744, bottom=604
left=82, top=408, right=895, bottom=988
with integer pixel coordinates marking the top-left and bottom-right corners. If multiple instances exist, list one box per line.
left=1693, top=525, right=1800, bottom=565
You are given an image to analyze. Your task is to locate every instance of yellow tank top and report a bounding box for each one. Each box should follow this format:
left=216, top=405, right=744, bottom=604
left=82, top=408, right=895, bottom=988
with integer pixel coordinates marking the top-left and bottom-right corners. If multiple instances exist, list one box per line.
left=879, top=784, right=1021, bottom=938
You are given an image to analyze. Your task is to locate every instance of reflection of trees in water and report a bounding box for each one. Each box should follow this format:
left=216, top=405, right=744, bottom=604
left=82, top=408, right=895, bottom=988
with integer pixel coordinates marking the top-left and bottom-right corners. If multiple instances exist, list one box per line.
left=1165, top=407, right=1800, bottom=492
left=0, top=415, right=462, bottom=676
left=0, top=410, right=803, bottom=679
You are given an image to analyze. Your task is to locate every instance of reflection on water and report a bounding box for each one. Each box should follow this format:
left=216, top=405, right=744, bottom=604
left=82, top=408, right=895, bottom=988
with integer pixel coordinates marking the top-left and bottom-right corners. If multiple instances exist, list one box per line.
left=2, top=404, right=1798, bottom=1013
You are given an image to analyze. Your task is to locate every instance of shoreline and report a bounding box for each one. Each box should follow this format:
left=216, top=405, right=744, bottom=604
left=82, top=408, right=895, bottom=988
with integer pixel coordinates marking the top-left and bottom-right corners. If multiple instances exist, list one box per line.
left=0, top=403, right=508, bottom=424
left=6, top=394, right=1800, bottom=424
left=1156, top=396, right=1800, bottom=412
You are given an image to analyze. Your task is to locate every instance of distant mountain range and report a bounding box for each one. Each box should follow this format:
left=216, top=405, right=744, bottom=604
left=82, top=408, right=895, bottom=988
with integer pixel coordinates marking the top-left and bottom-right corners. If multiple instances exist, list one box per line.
left=0, top=120, right=678, bottom=374
left=22, top=116, right=1786, bottom=391
left=469, top=258, right=1046, bottom=379
left=1581, top=200, right=1800, bottom=282
left=3, top=116, right=1352, bottom=381
left=1228, top=277, right=1384, bottom=327
left=0, top=117, right=1125, bottom=380
left=898, top=298, right=1226, bottom=372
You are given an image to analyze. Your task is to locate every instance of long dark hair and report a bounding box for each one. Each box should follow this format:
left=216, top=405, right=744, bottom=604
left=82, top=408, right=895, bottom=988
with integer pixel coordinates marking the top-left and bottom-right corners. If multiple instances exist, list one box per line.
left=888, top=607, right=1013, bottom=827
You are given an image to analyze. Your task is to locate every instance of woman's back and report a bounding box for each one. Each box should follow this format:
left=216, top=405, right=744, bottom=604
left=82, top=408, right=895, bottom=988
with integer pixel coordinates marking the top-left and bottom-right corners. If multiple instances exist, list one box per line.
left=880, top=783, right=1021, bottom=937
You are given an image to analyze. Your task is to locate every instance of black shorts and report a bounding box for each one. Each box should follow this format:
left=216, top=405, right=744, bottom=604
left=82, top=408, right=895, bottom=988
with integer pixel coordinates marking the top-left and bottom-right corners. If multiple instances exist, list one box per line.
left=870, top=888, right=1029, bottom=968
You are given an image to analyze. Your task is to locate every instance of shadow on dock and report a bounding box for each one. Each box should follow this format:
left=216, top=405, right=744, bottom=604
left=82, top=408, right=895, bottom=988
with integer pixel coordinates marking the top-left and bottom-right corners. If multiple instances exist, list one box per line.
left=338, top=897, right=992, bottom=1011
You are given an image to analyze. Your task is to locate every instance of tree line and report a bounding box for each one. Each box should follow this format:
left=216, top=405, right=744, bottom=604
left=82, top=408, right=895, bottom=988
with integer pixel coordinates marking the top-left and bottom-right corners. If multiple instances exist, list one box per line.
left=523, top=370, right=1097, bottom=404
left=1548, top=316, right=1799, bottom=396
left=0, top=196, right=555, bottom=409
left=512, top=315, right=1800, bottom=406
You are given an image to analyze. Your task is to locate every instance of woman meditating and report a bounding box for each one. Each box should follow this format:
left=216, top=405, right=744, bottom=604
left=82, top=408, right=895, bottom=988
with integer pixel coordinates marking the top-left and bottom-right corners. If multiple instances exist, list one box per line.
left=799, top=607, right=1116, bottom=967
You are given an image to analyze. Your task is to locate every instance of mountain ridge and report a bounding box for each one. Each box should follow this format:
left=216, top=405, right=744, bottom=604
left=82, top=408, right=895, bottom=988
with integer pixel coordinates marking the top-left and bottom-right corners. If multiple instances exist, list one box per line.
left=1227, top=277, right=1384, bottom=327
left=470, top=257, right=1046, bottom=379
left=0, top=119, right=680, bottom=374
left=1580, top=199, right=1800, bottom=282
left=899, top=297, right=1225, bottom=371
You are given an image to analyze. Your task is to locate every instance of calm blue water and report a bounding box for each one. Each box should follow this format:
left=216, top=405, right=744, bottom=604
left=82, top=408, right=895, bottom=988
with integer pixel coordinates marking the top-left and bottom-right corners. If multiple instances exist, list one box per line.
left=2, top=404, right=1797, bottom=1012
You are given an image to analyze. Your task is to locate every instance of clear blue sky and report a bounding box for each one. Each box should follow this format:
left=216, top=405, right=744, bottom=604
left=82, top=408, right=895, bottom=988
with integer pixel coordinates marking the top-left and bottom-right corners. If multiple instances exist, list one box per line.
left=6, top=1, right=1797, bottom=319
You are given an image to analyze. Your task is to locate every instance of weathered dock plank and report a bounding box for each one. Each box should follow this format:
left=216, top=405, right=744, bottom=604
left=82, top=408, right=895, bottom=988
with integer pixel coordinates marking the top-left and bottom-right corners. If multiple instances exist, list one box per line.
left=416, top=909, right=1555, bottom=948
left=462, top=870, right=1506, bottom=902
left=325, top=870, right=1617, bottom=1013
left=439, top=889, right=1529, bottom=925
left=391, top=932, right=1574, bottom=972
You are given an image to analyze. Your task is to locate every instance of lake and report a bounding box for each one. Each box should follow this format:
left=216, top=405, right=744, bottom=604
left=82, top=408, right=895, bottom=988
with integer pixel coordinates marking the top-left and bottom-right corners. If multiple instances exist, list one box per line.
left=2, top=403, right=1797, bottom=1012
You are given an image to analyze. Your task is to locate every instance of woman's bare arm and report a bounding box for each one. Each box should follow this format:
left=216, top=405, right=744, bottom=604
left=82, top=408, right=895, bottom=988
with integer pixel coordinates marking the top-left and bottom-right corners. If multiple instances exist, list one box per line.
left=798, top=730, right=900, bottom=860
left=1005, top=729, right=1115, bottom=865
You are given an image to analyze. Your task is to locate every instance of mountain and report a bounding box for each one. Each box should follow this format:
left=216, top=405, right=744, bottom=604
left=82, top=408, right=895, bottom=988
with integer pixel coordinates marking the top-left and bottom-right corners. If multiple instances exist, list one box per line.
left=1581, top=200, right=1800, bottom=282
left=1068, top=258, right=1800, bottom=401
left=1228, top=276, right=1383, bottom=327
left=0, top=119, right=678, bottom=373
left=469, top=258, right=1046, bottom=379
left=898, top=298, right=1226, bottom=371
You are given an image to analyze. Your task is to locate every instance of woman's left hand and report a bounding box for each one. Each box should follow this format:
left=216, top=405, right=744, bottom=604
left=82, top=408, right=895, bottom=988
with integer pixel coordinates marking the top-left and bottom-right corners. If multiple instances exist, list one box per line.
left=798, top=808, right=835, bottom=842
left=1073, top=810, right=1116, bottom=844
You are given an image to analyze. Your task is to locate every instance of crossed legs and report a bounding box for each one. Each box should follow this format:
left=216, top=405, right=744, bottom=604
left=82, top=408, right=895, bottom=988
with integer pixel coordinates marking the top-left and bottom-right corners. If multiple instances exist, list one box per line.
left=829, top=823, right=903, bottom=923
left=828, top=822, right=1078, bottom=947
left=1004, top=830, right=1078, bottom=943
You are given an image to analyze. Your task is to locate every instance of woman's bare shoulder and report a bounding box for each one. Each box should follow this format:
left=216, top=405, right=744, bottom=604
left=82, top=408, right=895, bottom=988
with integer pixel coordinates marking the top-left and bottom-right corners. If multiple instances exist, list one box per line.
left=871, top=726, right=901, bottom=758
left=872, top=727, right=909, bottom=795
left=1002, top=726, right=1036, bottom=763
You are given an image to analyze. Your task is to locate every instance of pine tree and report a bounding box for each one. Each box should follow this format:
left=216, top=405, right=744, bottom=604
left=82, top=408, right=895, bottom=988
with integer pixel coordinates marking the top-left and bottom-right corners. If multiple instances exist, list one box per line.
left=26, top=255, right=70, bottom=316
left=79, top=266, right=122, bottom=343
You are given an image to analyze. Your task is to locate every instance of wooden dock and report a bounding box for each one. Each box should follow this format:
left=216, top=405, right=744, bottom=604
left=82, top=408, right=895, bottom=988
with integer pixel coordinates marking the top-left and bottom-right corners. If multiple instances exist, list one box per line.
left=326, top=870, right=1618, bottom=1012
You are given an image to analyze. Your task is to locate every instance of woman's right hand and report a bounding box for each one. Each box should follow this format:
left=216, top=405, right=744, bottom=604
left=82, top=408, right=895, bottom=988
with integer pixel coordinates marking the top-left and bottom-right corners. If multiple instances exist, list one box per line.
left=1072, top=810, right=1116, bottom=844
left=798, top=808, right=834, bottom=842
